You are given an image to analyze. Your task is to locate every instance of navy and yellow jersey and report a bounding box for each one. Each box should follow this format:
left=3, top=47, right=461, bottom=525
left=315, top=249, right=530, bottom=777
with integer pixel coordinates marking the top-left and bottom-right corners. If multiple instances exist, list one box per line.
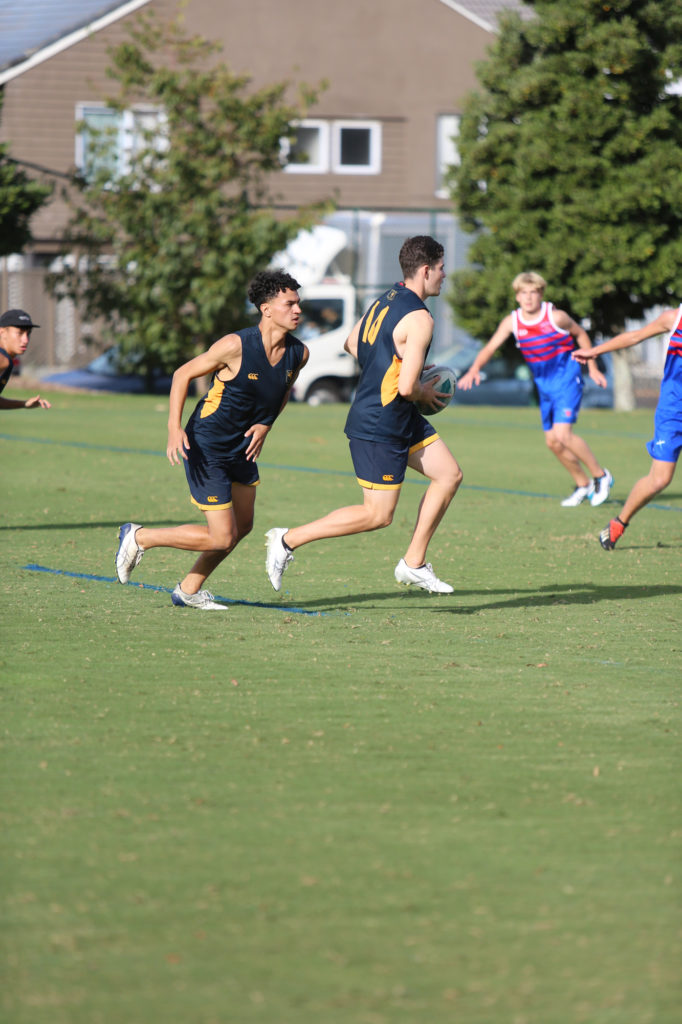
left=185, top=326, right=305, bottom=457
left=0, top=347, right=14, bottom=395
left=344, top=282, right=431, bottom=444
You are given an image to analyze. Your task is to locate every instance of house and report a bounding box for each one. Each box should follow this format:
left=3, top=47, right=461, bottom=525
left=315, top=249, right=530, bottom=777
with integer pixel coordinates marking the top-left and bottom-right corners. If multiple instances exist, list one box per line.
left=0, top=0, right=528, bottom=368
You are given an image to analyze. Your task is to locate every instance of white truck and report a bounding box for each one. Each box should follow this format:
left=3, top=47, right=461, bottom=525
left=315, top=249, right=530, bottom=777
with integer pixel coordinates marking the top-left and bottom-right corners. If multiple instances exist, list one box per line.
left=272, top=224, right=359, bottom=404
left=291, top=279, right=358, bottom=404
left=274, top=212, right=470, bottom=404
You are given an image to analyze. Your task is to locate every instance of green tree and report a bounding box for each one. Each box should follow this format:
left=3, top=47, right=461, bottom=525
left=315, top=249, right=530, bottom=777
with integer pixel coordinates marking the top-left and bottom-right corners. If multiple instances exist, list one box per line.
left=448, top=0, right=682, bottom=350
left=0, top=96, right=53, bottom=255
left=50, top=11, right=329, bottom=383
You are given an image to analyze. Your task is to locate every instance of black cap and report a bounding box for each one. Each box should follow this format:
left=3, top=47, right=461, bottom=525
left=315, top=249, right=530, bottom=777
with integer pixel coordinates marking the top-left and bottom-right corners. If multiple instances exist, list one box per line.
left=0, top=308, right=40, bottom=329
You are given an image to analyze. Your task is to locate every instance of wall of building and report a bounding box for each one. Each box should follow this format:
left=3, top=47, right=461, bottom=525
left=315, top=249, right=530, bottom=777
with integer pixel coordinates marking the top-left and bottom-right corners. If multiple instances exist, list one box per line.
left=0, top=0, right=491, bottom=244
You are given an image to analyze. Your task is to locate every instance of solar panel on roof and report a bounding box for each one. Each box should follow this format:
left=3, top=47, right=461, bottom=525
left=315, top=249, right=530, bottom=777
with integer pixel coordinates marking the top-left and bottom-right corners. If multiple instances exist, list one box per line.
left=0, top=0, right=132, bottom=70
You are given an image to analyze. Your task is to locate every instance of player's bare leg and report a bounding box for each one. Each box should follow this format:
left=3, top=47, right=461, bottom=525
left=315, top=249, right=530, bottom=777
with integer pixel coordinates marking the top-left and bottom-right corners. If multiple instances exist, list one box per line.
left=619, top=459, right=675, bottom=524
left=265, top=489, right=400, bottom=591
left=134, top=509, right=238, bottom=556
left=402, top=439, right=462, bottom=567
left=545, top=423, right=602, bottom=486
left=179, top=484, right=256, bottom=594
left=283, top=487, right=401, bottom=549
left=600, top=459, right=676, bottom=550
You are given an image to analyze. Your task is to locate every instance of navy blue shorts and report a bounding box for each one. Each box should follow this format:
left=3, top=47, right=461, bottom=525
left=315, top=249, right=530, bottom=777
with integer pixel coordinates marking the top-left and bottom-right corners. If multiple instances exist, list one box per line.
left=348, top=421, right=439, bottom=490
left=183, top=444, right=259, bottom=511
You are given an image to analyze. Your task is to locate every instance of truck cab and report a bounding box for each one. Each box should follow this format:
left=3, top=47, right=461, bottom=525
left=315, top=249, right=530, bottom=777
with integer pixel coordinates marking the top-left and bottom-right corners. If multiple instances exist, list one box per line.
left=291, top=280, right=358, bottom=405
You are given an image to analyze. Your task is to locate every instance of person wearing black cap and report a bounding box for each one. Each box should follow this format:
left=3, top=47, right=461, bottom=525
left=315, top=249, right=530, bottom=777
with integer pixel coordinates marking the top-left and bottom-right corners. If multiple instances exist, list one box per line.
left=0, top=309, right=51, bottom=410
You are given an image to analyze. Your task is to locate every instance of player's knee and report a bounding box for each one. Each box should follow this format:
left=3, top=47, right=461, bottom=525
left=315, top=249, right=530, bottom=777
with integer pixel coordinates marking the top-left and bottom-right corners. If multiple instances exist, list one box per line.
left=237, top=518, right=254, bottom=540
left=436, top=463, right=462, bottom=499
left=545, top=433, right=562, bottom=453
left=651, top=463, right=675, bottom=492
left=367, top=506, right=394, bottom=530
left=208, top=527, right=237, bottom=551
left=450, top=463, right=463, bottom=492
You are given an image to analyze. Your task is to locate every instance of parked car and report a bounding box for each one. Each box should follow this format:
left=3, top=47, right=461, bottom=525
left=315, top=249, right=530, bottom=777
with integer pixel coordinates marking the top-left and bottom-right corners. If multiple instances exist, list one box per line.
left=44, top=347, right=175, bottom=394
left=438, top=344, right=613, bottom=409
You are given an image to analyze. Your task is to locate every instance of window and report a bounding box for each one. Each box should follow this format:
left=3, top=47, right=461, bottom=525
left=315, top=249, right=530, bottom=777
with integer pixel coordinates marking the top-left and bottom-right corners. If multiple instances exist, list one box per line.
left=283, top=120, right=330, bottom=174
left=332, top=121, right=381, bottom=175
left=298, top=297, right=344, bottom=339
left=76, top=105, right=119, bottom=180
left=435, top=114, right=460, bottom=197
left=283, top=119, right=381, bottom=175
left=76, top=103, right=167, bottom=182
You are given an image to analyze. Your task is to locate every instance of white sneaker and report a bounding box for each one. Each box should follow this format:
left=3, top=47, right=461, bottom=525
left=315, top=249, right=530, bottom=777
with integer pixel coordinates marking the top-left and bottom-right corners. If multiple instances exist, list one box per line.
left=115, top=522, right=143, bottom=583
left=265, top=528, right=293, bottom=591
left=171, top=584, right=227, bottom=610
left=560, top=483, right=594, bottom=507
left=590, top=469, right=613, bottom=507
left=394, top=558, right=453, bottom=594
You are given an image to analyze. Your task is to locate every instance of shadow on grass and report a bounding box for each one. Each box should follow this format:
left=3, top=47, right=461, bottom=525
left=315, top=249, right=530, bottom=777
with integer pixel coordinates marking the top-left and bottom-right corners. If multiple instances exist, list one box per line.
left=288, top=578, right=682, bottom=615
left=17, top=558, right=682, bottom=618
left=0, top=520, right=187, bottom=532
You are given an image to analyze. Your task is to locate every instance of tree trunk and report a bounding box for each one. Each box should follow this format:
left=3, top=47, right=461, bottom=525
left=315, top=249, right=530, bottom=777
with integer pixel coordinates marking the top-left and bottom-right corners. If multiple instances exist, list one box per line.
left=612, top=348, right=635, bottom=411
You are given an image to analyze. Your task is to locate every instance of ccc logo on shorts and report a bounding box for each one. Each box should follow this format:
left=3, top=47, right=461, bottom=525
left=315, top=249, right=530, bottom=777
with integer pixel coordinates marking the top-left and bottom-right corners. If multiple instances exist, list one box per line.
left=248, top=373, right=259, bottom=380
left=382, top=474, right=394, bottom=482
left=207, top=496, right=219, bottom=503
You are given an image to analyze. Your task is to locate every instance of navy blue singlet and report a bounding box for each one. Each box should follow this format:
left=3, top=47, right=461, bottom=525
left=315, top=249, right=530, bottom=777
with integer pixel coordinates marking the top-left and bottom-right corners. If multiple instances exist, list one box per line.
left=185, top=327, right=305, bottom=458
left=344, top=282, right=431, bottom=444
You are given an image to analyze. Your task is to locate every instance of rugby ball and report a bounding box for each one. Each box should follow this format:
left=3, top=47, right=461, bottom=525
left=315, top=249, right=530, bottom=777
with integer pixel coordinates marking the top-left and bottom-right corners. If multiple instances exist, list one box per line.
left=415, top=364, right=457, bottom=416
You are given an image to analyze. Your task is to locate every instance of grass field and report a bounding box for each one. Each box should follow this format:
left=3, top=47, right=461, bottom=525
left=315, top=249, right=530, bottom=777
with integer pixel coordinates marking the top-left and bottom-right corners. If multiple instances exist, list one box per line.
left=2, top=392, right=680, bottom=1024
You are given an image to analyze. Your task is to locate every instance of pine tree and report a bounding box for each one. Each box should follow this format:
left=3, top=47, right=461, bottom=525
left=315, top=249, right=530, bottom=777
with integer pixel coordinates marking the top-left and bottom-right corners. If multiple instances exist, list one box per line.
left=449, top=0, right=682, bottom=347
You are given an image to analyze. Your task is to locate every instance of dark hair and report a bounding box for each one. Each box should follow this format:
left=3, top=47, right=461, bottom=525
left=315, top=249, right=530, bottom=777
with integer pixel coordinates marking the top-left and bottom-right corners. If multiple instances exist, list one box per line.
left=398, top=236, right=444, bottom=279
left=248, top=270, right=301, bottom=311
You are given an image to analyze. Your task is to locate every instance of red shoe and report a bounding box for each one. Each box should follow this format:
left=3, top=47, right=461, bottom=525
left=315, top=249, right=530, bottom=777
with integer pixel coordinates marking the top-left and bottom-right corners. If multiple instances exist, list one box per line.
left=599, top=517, right=626, bottom=550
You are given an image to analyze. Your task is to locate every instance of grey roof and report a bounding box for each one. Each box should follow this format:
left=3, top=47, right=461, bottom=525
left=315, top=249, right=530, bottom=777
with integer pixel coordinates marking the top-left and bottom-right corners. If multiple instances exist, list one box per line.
left=440, top=0, right=531, bottom=31
left=0, top=0, right=148, bottom=73
left=463, top=0, right=529, bottom=21
left=0, top=0, right=528, bottom=78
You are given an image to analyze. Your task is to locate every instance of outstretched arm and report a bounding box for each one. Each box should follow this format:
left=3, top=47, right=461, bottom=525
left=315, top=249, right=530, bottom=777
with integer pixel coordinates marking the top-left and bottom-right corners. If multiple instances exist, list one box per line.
left=0, top=393, right=51, bottom=409
left=554, top=308, right=606, bottom=387
left=0, top=353, right=51, bottom=408
left=457, top=315, right=514, bottom=391
left=572, top=308, right=678, bottom=363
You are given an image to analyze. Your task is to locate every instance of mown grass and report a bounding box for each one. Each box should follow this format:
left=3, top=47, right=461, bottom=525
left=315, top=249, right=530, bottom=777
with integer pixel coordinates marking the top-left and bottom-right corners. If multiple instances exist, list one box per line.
left=1, top=392, right=680, bottom=1024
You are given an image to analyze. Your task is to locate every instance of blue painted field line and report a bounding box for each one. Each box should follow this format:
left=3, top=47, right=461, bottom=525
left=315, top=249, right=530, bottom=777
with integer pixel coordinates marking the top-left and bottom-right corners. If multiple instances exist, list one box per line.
left=22, top=564, right=328, bottom=616
left=4, top=433, right=679, bottom=511
left=1, top=433, right=162, bottom=456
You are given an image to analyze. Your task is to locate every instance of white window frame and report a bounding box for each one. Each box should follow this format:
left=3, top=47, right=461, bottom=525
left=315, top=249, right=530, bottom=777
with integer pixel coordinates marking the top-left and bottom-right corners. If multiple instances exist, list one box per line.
left=76, top=102, right=167, bottom=180
left=331, top=120, right=382, bottom=175
left=435, top=114, right=461, bottom=198
left=282, top=119, right=331, bottom=174
left=75, top=103, right=118, bottom=178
